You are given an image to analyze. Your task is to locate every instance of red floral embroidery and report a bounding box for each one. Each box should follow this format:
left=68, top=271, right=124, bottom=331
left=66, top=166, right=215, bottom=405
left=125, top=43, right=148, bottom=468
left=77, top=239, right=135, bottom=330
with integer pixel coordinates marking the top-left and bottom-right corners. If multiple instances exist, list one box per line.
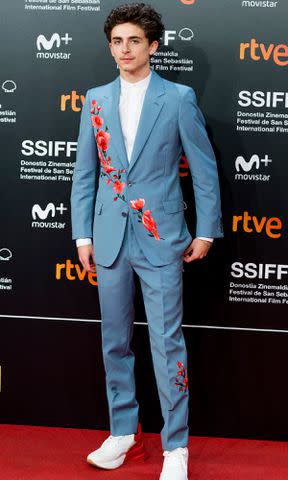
left=142, top=210, right=160, bottom=240
left=175, top=361, right=188, bottom=393
left=92, top=115, right=103, bottom=129
left=90, top=100, right=164, bottom=240
left=130, top=198, right=145, bottom=210
left=91, top=100, right=126, bottom=202
left=129, top=198, right=163, bottom=241
left=96, top=130, right=110, bottom=152
left=113, top=179, right=125, bottom=194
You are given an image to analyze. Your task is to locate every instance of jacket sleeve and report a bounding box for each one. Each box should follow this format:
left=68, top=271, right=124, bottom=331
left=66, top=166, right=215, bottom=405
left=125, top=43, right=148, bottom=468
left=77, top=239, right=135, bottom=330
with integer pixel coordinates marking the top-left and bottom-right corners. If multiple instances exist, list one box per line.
left=70, top=89, right=99, bottom=240
left=178, top=87, right=223, bottom=238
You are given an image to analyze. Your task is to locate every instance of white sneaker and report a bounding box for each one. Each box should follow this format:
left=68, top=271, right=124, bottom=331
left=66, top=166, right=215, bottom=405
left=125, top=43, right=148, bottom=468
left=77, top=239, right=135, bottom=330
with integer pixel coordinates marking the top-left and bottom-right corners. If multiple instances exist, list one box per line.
left=87, top=425, right=147, bottom=469
left=160, top=447, right=189, bottom=480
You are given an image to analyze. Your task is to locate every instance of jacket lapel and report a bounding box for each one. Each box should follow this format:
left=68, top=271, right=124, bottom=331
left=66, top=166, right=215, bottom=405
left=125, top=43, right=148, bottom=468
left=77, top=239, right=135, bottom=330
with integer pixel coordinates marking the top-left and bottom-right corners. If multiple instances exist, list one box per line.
left=128, top=71, right=165, bottom=172
left=102, top=77, right=129, bottom=170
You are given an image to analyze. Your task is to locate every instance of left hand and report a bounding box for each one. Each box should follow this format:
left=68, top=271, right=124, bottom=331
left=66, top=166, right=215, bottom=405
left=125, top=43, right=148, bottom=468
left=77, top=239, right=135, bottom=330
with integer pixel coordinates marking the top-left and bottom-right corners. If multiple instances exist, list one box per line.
left=182, top=238, right=212, bottom=263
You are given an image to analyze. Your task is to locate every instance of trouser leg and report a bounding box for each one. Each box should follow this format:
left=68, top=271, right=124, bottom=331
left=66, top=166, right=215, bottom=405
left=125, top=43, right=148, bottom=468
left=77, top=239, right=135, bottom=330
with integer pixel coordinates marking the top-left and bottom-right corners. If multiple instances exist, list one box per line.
left=129, top=227, right=189, bottom=450
left=96, top=224, right=139, bottom=436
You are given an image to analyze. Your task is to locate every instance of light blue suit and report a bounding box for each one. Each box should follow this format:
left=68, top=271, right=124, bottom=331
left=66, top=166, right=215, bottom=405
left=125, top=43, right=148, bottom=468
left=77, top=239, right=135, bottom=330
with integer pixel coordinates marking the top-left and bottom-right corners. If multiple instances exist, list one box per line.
left=71, top=70, right=223, bottom=450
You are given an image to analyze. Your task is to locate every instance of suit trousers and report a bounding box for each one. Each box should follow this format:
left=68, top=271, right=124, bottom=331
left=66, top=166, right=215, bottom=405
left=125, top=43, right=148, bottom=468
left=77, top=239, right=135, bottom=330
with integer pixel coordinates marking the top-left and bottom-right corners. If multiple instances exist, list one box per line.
left=96, top=214, right=189, bottom=451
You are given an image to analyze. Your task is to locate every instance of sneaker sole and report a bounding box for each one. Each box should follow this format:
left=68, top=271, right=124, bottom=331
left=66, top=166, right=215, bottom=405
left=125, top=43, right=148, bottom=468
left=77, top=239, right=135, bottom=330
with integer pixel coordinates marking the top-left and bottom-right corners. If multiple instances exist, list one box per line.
left=87, top=438, right=148, bottom=469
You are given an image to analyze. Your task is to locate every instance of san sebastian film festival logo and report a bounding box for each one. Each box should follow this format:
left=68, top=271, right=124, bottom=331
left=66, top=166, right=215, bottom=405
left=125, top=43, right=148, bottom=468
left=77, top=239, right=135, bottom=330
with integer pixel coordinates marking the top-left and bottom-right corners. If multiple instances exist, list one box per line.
left=35, top=32, right=72, bottom=60
left=1, top=80, right=17, bottom=124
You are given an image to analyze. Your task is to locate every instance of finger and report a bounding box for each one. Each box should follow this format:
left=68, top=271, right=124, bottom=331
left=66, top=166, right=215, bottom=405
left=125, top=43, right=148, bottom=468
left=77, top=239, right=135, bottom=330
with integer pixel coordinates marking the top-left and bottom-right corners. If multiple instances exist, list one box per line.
left=79, top=255, right=92, bottom=272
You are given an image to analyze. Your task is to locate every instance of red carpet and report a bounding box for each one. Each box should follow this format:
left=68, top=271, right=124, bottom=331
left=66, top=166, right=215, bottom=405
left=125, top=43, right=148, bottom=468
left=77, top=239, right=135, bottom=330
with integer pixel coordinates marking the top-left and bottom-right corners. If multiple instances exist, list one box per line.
left=1, top=425, right=288, bottom=480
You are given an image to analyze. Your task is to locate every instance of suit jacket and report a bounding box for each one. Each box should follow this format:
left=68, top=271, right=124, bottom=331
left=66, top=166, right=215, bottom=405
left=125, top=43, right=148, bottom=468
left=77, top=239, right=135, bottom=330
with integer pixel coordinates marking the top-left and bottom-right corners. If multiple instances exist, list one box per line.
left=71, top=70, right=223, bottom=267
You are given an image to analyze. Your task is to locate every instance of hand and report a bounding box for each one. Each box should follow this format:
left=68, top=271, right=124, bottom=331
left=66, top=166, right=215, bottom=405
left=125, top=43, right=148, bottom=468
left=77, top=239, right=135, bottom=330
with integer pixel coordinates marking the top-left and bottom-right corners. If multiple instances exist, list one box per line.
left=77, top=244, right=96, bottom=272
left=182, top=238, right=212, bottom=263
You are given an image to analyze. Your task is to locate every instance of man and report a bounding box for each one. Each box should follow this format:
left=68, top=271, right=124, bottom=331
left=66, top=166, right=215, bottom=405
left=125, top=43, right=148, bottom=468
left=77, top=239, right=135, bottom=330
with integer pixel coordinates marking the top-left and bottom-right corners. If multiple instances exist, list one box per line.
left=71, top=3, right=223, bottom=479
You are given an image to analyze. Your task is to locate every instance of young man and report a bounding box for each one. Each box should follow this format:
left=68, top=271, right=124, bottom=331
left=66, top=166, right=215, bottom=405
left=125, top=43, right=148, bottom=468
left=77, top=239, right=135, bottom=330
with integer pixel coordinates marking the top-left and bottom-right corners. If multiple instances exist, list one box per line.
left=71, top=3, right=223, bottom=479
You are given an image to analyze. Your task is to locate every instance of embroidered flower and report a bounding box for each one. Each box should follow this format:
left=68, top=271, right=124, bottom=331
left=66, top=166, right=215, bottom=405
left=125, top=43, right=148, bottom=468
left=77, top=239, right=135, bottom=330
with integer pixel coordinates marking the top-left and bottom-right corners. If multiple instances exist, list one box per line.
left=113, top=179, right=125, bottom=194
left=96, top=130, right=110, bottom=152
left=130, top=198, right=145, bottom=210
left=92, top=114, right=103, bottom=129
left=142, top=210, right=160, bottom=240
left=129, top=199, right=164, bottom=240
left=100, top=157, right=116, bottom=174
left=175, top=362, right=188, bottom=394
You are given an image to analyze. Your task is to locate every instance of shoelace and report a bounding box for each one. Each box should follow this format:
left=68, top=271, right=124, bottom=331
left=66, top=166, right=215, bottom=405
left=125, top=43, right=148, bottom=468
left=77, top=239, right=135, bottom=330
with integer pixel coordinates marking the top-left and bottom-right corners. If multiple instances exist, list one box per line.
left=163, top=447, right=187, bottom=466
left=103, top=434, right=134, bottom=448
left=104, top=435, right=123, bottom=445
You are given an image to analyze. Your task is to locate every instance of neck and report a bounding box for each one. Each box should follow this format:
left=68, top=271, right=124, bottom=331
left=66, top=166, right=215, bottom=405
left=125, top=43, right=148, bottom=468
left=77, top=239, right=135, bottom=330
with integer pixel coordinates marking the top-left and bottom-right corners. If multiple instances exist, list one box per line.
left=120, top=65, right=151, bottom=84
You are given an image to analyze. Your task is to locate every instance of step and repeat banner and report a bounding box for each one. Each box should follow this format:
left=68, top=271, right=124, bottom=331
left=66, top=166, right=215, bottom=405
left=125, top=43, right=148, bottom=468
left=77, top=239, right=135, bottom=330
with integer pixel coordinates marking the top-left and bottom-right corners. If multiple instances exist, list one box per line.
left=0, top=0, right=287, bottom=431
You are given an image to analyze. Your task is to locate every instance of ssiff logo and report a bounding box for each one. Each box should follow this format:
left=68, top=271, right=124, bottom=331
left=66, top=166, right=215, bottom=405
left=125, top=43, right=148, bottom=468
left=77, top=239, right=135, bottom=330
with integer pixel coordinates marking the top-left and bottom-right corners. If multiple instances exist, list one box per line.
left=36, top=33, right=72, bottom=60
left=164, top=28, right=194, bottom=46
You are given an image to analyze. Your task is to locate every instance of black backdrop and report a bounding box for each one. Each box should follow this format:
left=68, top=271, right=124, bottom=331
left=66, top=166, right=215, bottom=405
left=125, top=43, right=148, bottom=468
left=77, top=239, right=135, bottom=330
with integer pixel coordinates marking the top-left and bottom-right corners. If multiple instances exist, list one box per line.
left=1, top=0, right=288, bottom=440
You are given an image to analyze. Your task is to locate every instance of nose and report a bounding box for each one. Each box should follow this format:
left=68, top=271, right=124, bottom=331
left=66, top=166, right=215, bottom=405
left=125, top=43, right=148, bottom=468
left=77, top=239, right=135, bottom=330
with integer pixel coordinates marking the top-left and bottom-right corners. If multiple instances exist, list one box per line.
left=121, top=40, right=130, bottom=54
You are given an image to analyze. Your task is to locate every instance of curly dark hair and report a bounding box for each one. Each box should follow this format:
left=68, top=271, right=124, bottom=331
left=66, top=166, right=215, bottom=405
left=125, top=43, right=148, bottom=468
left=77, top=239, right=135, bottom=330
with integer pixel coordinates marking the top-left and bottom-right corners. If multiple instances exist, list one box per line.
left=104, top=3, right=165, bottom=45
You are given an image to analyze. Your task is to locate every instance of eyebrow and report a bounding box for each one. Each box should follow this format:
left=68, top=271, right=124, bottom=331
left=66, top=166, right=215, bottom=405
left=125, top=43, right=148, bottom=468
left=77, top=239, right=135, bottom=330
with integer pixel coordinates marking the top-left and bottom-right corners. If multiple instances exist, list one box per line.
left=111, top=35, right=143, bottom=41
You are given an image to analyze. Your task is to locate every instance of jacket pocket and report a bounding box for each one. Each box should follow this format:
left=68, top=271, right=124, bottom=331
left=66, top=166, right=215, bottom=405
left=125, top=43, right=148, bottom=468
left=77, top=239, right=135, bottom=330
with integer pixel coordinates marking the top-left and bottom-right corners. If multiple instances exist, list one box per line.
left=163, top=198, right=187, bottom=214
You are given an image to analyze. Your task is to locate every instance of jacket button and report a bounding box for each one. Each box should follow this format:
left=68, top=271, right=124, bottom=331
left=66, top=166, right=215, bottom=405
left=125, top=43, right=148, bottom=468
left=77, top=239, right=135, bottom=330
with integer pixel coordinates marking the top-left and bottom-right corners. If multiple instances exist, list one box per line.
left=128, top=181, right=133, bottom=187
left=122, top=212, right=128, bottom=217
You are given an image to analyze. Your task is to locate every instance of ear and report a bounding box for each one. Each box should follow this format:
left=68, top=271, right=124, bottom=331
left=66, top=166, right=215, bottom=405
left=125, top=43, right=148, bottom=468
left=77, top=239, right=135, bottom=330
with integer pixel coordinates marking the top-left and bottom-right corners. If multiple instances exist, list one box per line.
left=108, top=42, right=114, bottom=57
left=149, top=40, right=159, bottom=56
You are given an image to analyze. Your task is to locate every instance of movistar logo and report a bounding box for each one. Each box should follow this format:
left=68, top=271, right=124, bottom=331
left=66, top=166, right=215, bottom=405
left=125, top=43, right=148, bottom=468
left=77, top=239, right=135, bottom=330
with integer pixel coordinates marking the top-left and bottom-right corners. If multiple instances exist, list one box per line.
left=37, top=34, right=61, bottom=51
left=32, top=203, right=56, bottom=220
left=36, top=33, right=72, bottom=60
left=235, top=154, right=260, bottom=172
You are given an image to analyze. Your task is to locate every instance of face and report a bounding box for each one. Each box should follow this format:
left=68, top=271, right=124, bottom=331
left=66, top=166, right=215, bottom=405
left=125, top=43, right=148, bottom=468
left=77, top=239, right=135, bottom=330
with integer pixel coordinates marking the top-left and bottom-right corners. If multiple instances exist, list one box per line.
left=109, top=22, right=158, bottom=77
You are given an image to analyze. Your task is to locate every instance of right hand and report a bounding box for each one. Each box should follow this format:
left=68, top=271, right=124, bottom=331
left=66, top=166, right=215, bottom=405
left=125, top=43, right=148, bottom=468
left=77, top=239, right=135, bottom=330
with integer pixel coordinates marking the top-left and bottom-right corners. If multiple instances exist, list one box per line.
left=77, top=244, right=96, bottom=273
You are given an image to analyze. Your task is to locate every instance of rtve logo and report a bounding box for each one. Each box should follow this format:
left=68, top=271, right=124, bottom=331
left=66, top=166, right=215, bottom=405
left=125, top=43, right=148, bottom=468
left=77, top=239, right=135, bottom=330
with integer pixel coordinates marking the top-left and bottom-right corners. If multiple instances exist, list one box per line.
left=36, top=33, right=72, bottom=60
left=232, top=212, right=282, bottom=238
left=56, top=260, right=97, bottom=286
left=240, top=39, right=288, bottom=66
left=61, top=91, right=85, bottom=111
